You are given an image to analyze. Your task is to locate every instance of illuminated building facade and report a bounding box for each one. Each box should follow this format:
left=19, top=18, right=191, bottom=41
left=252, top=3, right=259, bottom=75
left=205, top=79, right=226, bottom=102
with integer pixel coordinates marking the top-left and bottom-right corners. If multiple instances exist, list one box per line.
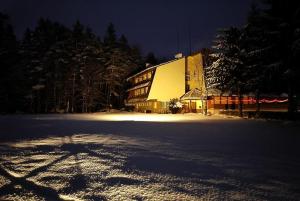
left=126, top=53, right=207, bottom=113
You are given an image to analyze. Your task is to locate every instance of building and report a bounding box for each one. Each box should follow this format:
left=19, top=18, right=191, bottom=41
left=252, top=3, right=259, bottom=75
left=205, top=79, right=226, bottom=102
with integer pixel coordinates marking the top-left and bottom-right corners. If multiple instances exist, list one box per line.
left=125, top=53, right=288, bottom=113
left=125, top=53, right=207, bottom=113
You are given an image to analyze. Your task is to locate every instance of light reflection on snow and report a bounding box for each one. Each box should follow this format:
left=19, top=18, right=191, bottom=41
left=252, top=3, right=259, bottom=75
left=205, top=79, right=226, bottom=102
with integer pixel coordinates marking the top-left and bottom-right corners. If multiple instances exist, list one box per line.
left=93, top=112, right=236, bottom=122
left=0, top=134, right=216, bottom=200
left=30, top=112, right=235, bottom=122
left=94, top=113, right=205, bottom=122
left=0, top=132, right=299, bottom=200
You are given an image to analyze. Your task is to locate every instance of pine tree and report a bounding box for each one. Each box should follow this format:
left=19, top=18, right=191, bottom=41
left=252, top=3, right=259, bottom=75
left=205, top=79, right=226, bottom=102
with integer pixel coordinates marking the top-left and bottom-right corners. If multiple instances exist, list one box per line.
left=0, top=13, right=20, bottom=113
left=209, top=27, right=248, bottom=116
left=20, top=19, right=72, bottom=113
left=145, top=52, right=158, bottom=65
left=245, top=1, right=300, bottom=118
left=103, top=23, right=141, bottom=109
left=80, top=27, right=105, bottom=112
left=2, top=16, right=142, bottom=113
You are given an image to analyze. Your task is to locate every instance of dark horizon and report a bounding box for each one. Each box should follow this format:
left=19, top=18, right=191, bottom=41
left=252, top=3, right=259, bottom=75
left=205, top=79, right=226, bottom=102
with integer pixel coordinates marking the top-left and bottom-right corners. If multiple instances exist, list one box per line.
left=1, top=0, right=253, bottom=58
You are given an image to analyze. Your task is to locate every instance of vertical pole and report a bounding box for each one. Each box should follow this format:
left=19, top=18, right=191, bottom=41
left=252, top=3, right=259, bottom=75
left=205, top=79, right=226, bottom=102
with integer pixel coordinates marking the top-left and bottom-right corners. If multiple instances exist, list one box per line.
left=188, top=23, right=192, bottom=56
left=177, top=28, right=180, bottom=53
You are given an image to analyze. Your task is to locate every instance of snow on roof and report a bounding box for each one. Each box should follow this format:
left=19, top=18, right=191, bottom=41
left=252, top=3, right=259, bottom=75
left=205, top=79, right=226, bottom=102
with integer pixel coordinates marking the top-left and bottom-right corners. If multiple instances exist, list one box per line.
left=180, top=88, right=204, bottom=100
left=127, top=97, right=147, bottom=104
left=126, top=81, right=150, bottom=92
left=206, top=88, right=222, bottom=96
left=126, top=58, right=183, bottom=81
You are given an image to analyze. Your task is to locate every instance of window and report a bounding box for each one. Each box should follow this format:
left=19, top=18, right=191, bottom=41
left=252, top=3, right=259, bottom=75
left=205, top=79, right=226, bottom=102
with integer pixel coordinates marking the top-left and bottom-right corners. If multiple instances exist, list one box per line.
left=186, top=84, right=190, bottom=92
left=186, top=71, right=190, bottom=81
left=135, top=89, right=141, bottom=96
left=147, top=72, right=152, bottom=79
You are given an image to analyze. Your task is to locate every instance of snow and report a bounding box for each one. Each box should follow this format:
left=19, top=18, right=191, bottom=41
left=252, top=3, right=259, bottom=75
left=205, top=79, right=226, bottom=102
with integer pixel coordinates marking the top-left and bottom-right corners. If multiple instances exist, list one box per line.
left=0, top=113, right=300, bottom=200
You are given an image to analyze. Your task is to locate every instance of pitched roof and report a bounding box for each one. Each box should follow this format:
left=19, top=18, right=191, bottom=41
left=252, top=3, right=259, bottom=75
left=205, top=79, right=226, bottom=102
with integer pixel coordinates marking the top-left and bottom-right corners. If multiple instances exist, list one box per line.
left=180, top=88, right=204, bottom=100
left=126, top=81, right=150, bottom=92
left=126, top=58, right=183, bottom=81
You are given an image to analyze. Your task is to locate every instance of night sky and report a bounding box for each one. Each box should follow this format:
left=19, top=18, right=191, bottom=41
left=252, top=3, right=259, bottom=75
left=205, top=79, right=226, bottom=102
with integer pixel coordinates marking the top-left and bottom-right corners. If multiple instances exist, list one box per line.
left=1, top=0, right=253, bottom=58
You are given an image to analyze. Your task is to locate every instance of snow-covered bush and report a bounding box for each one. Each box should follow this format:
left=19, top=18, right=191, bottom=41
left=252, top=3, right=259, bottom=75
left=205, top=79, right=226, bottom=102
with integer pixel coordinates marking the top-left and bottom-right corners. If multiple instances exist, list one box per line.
left=169, top=98, right=183, bottom=114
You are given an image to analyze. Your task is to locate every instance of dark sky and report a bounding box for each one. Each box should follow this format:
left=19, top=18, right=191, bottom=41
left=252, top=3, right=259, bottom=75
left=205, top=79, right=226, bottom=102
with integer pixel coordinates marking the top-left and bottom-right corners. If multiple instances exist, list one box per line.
left=1, top=0, right=253, bottom=58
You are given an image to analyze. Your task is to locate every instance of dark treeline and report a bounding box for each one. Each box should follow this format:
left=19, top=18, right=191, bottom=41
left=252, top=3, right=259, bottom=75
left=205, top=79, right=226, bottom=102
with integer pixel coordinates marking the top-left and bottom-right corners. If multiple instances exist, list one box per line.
left=0, top=15, right=161, bottom=113
left=206, top=0, right=300, bottom=118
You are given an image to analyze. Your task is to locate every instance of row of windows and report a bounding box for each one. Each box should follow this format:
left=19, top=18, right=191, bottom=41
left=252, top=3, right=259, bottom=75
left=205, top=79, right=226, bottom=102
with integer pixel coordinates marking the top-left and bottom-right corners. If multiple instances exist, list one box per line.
left=136, top=102, right=152, bottom=107
left=134, top=87, right=149, bottom=96
left=134, top=71, right=153, bottom=84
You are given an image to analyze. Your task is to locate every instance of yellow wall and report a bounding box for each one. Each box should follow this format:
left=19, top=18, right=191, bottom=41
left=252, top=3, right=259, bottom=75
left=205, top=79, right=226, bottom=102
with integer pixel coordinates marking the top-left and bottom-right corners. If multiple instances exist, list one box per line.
left=147, top=58, right=185, bottom=102
left=187, top=53, right=206, bottom=93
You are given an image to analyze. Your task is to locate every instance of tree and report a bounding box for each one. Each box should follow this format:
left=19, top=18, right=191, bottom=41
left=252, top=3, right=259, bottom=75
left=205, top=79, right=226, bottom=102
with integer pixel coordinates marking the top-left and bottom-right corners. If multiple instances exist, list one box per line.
left=20, top=18, right=72, bottom=113
left=209, top=27, right=248, bottom=117
left=102, top=23, right=141, bottom=109
left=0, top=13, right=21, bottom=113
left=145, top=52, right=158, bottom=65
left=1, top=16, right=142, bottom=113
left=242, top=4, right=281, bottom=113
left=80, top=28, right=106, bottom=112
left=246, top=1, right=300, bottom=118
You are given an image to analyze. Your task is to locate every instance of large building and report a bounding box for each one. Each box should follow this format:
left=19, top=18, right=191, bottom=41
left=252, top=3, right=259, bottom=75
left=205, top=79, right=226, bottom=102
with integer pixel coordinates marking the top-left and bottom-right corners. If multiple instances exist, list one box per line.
left=125, top=53, right=288, bottom=113
left=125, top=53, right=207, bottom=113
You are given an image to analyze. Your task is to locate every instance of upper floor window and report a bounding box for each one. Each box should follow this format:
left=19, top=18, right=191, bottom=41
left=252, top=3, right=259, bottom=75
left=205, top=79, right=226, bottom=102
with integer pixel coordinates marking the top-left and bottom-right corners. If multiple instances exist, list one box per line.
left=186, top=71, right=190, bottom=81
left=147, top=72, right=152, bottom=79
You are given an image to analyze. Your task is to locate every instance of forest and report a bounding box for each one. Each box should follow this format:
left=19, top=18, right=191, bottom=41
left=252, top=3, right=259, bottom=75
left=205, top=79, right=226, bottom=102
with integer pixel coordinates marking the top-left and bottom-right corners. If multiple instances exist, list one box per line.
left=0, top=14, right=161, bottom=113
left=205, top=1, right=300, bottom=118
left=0, top=0, right=300, bottom=118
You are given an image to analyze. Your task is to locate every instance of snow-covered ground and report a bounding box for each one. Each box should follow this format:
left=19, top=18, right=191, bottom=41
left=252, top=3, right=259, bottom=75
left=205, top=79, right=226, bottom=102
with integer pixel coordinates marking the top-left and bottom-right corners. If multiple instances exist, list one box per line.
left=0, top=113, right=300, bottom=201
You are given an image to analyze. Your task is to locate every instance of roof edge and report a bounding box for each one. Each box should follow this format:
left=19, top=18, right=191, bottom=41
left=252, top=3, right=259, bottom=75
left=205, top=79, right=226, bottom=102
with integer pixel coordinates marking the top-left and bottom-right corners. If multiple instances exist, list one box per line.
left=126, top=57, right=184, bottom=81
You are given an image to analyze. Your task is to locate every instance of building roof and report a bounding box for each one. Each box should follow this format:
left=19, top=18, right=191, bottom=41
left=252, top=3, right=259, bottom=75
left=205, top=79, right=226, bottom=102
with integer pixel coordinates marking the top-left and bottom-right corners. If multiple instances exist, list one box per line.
left=126, top=97, right=147, bottom=104
left=126, top=58, right=182, bottom=81
left=206, top=88, right=222, bottom=96
left=180, top=88, right=204, bottom=100
left=126, top=81, right=150, bottom=92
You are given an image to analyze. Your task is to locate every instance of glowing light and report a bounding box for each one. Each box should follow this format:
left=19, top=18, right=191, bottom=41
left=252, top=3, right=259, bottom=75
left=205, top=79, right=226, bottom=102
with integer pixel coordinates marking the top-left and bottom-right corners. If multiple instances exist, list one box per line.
left=223, top=98, right=288, bottom=103
left=94, top=113, right=208, bottom=122
left=258, top=98, right=288, bottom=103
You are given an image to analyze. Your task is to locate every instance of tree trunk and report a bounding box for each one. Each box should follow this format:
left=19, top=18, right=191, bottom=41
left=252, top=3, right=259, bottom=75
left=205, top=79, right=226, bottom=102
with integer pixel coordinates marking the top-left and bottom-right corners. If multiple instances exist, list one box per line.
left=71, top=72, right=75, bottom=113
left=66, top=99, right=70, bottom=113
left=288, top=80, right=295, bottom=120
left=238, top=87, right=243, bottom=117
left=45, top=92, right=49, bottom=113
left=37, top=90, right=41, bottom=113
left=255, top=89, right=261, bottom=116
left=53, top=83, right=57, bottom=113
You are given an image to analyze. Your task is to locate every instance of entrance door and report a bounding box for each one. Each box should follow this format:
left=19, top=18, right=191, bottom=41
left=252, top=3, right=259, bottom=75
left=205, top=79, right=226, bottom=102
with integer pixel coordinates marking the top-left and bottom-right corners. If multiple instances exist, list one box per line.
left=190, top=101, right=196, bottom=113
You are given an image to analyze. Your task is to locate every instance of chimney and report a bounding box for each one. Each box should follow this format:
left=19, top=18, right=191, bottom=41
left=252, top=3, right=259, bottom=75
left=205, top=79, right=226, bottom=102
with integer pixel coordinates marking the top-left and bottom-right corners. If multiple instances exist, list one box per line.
left=175, top=53, right=183, bottom=59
